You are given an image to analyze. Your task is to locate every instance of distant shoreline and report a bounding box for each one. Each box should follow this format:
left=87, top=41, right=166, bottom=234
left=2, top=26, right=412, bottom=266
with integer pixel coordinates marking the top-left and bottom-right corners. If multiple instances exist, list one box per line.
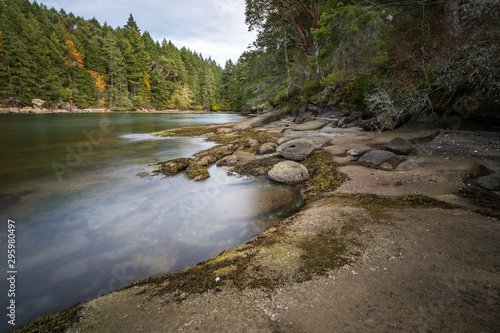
left=0, top=107, right=239, bottom=114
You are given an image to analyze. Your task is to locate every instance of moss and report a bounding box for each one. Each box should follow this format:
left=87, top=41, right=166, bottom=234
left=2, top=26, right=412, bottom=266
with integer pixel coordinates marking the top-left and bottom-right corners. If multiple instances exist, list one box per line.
left=214, top=265, right=238, bottom=277
left=301, top=150, right=349, bottom=203
left=295, top=229, right=353, bottom=281
left=153, top=158, right=192, bottom=176
left=317, top=193, right=455, bottom=221
left=230, top=155, right=285, bottom=177
left=210, top=129, right=281, bottom=153
left=13, top=304, right=82, bottom=333
left=152, top=125, right=221, bottom=137
left=185, top=162, right=210, bottom=181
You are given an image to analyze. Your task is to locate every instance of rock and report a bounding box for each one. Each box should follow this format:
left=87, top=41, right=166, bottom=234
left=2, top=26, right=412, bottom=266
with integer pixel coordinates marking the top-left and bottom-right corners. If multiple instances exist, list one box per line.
left=292, top=120, right=328, bottom=131
left=234, top=151, right=255, bottom=162
left=216, top=155, right=238, bottom=166
left=198, top=155, right=218, bottom=166
left=307, top=105, right=323, bottom=113
left=397, top=160, right=416, bottom=171
left=386, top=137, right=415, bottom=155
left=347, top=147, right=372, bottom=157
left=359, top=150, right=401, bottom=166
left=259, top=142, right=278, bottom=154
left=268, top=161, right=309, bottom=185
left=32, top=99, right=45, bottom=110
left=277, top=138, right=316, bottom=161
left=380, top=163, right=394, bottom=170
left=217, top=128, right=233, bottom=134
left=477, top=175, right=500, bottom=191
left=185, top=163, right=210, bottom=181
left=248, top=138, right=259, bottom=147
left=154, top=158, right=193, bottom=176
left=232, top=112, right=280, bottom=131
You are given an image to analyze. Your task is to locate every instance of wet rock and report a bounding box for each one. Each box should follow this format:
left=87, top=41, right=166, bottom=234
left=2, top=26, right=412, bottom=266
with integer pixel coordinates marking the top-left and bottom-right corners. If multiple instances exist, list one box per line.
left=359, top=150, right=401, bottom=166
left=185, top=163, right=210, bottom=181
left=259, top=142, right=278, bottom=154
left=477, top=175, right=500, bottom=191
left=216, top=155, right=238, bottom=166
left=155, top=158, right=193, bottom=176
left=198, top=155, right=218, bottom=166
left=292, top=120, right=328, bottom=131
left=277, top=138, right=316, bottom=161
left=347, top=147, right=372, bottom=157
left=386, top=137, right=415, bottom=155
left=268, top=161, right=309, bottom=185
left=234, top=151, right=255, bottom=162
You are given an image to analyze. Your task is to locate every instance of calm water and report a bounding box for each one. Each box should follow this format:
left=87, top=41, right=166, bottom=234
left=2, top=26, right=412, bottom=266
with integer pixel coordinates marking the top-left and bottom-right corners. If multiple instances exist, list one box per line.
left=0, top=113, right=302, bottom=331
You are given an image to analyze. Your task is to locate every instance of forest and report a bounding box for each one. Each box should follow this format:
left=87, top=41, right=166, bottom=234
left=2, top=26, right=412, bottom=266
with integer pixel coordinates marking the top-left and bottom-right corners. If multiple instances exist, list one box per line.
left=0, top=0, right=499, bottom=119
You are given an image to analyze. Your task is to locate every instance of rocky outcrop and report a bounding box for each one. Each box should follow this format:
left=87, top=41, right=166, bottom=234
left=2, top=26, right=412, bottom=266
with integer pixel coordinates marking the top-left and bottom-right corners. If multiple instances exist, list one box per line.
left=268, top=161, right=309, bottom=185
left=386, top=137, right=415, bottom=155
left=216, top=155, right=238, bottom=166
left=277, top=138, right=315, bottom=161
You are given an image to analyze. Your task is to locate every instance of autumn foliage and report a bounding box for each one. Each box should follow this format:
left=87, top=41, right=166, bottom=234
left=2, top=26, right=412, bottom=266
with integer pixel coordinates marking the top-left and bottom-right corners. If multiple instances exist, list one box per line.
left=65, top=40, right=84, bottom=69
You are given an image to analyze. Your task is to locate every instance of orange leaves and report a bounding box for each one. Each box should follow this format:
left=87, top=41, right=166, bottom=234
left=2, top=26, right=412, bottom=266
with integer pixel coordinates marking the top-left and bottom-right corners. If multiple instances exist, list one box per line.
left=88, top=70, right=106, bottom=92
left=65, top=40, right=84, bottom=69
left=0, top=31, right=5, bottom=54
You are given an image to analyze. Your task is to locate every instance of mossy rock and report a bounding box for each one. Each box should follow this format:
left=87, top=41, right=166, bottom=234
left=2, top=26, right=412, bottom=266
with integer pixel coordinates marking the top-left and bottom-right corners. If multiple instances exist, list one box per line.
left=230, top=155, right=286, bottom=177
left=153, top=158, right=193, bottom=176
left=185, top=162, right=210, bottom=181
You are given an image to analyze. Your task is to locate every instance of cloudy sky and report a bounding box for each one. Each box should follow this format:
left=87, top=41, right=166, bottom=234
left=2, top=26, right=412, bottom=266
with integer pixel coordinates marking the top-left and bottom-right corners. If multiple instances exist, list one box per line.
left=40, top=0, right=257, bottom=66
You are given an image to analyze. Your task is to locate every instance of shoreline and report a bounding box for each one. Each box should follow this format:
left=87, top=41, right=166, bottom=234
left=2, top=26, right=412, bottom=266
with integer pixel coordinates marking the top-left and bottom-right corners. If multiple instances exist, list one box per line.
left=13, top=112, right=500, bottom=332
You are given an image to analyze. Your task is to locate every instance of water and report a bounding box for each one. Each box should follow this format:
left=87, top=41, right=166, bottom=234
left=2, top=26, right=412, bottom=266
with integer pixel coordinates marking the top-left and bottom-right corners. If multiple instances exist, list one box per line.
left=0, top=113, right=303, bottom=331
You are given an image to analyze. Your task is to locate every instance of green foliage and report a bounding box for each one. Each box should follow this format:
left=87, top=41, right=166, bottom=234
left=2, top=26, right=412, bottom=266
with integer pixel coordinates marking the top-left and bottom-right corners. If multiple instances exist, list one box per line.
left=0, top=0, right=228, bottom=110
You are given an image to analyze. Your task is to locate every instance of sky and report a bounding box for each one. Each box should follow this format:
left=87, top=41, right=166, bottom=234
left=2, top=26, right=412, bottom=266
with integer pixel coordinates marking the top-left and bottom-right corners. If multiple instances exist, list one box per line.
left=39, top=0, right=257, bottom=66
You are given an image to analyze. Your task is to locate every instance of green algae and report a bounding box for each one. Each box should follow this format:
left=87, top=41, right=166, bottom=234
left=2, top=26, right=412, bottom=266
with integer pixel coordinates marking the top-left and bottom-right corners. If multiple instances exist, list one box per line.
left=210, top=129, right=281, bottom=153
left=185, top=162, right=210, bottom=181
left=153, top=158, right=192, bottom=176
left=301, top=150, right=349, bottom=203
left=230, top=155, right=285, bottom=177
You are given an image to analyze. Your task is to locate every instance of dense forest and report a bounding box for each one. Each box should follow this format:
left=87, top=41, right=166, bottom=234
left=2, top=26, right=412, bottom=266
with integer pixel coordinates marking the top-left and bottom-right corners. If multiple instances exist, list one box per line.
left=0, top=0, right=228, bottom=111
left=0, top=0, right=499, bottom=119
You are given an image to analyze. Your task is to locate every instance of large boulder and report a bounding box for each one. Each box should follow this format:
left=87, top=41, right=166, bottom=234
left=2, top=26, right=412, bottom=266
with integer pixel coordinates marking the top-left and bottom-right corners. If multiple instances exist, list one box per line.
left=232, top=112, right=280, bottom=131
left=386, top=137, right=416, bottom=155
left=268, top=161, right=309, bottom=185
left=277, top=138, right=315, bottom=161
left=359, top=150, right=402, bottom=166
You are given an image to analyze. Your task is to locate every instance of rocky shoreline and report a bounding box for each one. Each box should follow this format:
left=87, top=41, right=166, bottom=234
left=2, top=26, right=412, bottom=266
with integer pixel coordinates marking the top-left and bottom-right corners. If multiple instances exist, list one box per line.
left=15, top=111, right=500, bottom=332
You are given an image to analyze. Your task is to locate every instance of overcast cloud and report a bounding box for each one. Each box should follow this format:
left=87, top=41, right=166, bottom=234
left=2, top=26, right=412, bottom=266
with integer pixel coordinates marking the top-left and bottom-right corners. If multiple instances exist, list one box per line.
left=40, top=0, right=257, bottom=66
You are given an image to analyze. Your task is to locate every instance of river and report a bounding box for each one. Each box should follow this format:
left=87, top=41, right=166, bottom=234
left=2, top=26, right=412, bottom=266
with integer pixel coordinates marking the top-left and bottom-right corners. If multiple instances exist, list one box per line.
left=0, top=113, right=303, bottom=331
